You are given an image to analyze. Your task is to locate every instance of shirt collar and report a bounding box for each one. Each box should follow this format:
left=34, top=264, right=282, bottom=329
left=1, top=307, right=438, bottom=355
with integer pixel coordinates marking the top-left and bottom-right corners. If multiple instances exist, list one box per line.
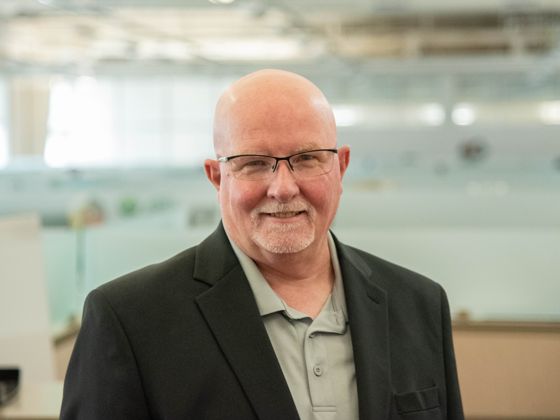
left=230, top=239, right=284, bottom=317
left=228, top=233, right=348, bottom=322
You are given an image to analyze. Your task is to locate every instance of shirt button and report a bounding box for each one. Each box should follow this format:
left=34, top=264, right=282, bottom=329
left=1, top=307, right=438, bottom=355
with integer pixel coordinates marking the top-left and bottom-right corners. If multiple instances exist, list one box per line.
left=313, top=365, right=323, bottom=376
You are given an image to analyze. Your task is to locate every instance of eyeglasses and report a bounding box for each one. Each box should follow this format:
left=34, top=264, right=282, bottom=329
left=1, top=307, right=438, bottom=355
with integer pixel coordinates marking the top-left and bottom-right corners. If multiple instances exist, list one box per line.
left=217, top=148, right=338, bottom=181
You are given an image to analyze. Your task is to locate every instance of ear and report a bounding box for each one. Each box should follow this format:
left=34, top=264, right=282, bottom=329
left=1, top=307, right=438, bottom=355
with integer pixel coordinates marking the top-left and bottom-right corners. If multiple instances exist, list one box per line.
left=337, top=145, right=350, bottom=178
left=204, top=159, right=221, bottom=191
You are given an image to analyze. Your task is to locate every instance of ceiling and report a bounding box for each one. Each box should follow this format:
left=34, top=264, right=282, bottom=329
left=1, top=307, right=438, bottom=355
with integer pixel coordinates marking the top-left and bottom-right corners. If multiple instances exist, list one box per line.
left=1, top=0, right=560, bottom=176
left=1, top=0, right=560, bottom=77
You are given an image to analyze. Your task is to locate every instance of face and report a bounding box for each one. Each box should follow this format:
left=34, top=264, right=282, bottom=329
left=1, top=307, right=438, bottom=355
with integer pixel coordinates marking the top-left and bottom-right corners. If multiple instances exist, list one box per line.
left=205, top=76, right=350, bottom=259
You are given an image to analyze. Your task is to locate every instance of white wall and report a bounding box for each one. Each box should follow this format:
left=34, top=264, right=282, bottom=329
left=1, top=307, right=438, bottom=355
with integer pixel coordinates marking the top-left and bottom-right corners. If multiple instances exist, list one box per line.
left=0, top=213, right=56, bottom=383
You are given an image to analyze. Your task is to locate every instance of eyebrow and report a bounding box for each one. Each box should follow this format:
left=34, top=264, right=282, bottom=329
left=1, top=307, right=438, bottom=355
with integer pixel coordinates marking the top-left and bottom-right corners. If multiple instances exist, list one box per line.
left=222, top=139, right=337, bottom=159
left=239, top=143, right=326, bottom=156
left=294, top=142, right=322, bottom=153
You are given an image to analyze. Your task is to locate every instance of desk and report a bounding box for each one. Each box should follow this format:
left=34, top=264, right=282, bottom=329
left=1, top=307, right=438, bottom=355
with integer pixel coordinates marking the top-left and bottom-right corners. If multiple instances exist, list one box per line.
left=0, top=382, right=62, bottom=420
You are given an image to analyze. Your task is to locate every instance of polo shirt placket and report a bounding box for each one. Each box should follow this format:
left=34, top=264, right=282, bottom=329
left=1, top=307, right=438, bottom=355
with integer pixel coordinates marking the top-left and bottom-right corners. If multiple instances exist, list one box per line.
left=229, top=235, right=358, bottom=420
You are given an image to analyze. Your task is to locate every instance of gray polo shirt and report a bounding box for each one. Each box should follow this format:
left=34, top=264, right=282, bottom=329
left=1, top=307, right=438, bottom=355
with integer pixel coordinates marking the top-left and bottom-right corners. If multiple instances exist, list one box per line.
left=230, top=235, right=359, bottom=420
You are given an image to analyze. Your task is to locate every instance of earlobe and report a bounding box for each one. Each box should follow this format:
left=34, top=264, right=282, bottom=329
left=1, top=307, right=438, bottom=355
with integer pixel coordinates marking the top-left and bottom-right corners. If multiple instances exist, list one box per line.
left=204, top=159, right=221, bottom=191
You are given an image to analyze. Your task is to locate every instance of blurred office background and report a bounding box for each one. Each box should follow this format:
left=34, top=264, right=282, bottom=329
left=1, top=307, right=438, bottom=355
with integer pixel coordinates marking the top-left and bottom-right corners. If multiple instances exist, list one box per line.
left=0, top=0, right=559, bottom=418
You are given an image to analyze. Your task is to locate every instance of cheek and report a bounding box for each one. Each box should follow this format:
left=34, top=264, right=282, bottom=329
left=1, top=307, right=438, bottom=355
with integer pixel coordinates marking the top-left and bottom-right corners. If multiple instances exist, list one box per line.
left=223, top=179, right=266, bottom=215
left=301, top=179, right=342, bottom=211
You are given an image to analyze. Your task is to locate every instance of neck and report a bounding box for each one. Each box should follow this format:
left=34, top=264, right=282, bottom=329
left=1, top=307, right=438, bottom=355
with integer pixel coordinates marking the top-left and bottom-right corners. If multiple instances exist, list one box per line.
left=252, top=236, right=334, bottom=318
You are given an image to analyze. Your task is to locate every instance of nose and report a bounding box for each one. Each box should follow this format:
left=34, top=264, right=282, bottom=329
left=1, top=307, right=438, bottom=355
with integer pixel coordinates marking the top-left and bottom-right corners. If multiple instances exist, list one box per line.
left=267, top=160, right=300, bottom=202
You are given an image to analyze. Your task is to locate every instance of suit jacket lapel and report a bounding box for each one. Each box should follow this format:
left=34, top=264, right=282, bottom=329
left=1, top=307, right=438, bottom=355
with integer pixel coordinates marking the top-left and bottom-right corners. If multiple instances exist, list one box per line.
left=335, top=238, right=392, bottom=420
left=194, top=225, right=299, bottom=420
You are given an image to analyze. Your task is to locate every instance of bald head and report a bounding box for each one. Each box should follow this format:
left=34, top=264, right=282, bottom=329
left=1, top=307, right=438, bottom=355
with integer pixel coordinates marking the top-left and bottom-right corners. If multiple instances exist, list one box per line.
left=213, top=69, right=336, bottom=156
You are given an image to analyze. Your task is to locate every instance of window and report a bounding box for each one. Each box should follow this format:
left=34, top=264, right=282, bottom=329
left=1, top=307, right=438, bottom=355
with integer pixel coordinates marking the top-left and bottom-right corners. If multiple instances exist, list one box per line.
left=44, top=76, right=115, bottom=167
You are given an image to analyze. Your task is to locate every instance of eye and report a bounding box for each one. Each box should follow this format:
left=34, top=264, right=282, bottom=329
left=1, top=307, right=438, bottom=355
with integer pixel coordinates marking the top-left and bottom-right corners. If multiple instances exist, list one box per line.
left=292, top=152, right=320, bottom=165
left=244, top=159, right=270, bottom=167
left=299, top=154, right=317, bottom=161
left=232, top=156, right=274, bottom=173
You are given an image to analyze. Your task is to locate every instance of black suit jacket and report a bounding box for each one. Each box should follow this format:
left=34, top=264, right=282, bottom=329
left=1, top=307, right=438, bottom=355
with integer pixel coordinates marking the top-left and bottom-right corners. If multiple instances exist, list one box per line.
left=61, top=223, right=463, bottom=419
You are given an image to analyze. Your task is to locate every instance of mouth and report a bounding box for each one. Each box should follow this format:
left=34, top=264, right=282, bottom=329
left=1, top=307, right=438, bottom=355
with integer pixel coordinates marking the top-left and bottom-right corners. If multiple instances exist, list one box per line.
left=263, top=210, right=306, bottom=218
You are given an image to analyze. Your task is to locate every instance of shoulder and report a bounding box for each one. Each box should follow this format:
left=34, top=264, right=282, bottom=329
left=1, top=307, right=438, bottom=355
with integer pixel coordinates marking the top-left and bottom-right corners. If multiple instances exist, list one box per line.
left=88, top=245, right=204, bottom=318
left=336, top=240, right=452, bottom=342
left=336, top=241, right=444, bottom=305
left=86, top=224, right=236, bottom=318
left=100, top=246, right=197, bottom=294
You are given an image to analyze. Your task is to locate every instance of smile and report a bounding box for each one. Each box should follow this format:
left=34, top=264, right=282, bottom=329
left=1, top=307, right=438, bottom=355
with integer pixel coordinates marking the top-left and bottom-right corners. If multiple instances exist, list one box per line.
left=264, top=211, right=305, bottom=218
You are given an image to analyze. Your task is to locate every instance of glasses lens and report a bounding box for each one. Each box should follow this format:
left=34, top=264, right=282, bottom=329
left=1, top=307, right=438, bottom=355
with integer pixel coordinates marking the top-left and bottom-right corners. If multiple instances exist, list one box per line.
left=290, top=150, right=335, bottom=177
left=229, top=155, right=276, bottom=180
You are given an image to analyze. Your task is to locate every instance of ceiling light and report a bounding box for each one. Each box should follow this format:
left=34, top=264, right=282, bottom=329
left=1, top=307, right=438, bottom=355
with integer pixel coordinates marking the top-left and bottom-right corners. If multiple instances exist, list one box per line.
left=208, top=0, right=235, bottom=4
left=197, top=38, right=304, bottom=61
left=452, top=103, right=476, bottom=126
left=419, top=103, right=445, bottom=126
left=538, top=101, right=560, bottom=125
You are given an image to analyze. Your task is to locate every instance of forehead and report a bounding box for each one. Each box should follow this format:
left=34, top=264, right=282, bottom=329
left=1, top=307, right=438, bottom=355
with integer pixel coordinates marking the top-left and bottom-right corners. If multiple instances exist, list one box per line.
left=229, top=134, right=332, bottom=158
left=214, top=72, right=336, bottom=156
left=225, top=108, right=335, bottom=156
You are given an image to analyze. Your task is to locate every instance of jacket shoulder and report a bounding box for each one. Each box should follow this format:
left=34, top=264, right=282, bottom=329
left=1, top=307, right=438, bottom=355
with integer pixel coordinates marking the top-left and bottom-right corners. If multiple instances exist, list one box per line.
left=94, top=245, right=200, bottom=307
left=339, top=242, right=444, bottom=299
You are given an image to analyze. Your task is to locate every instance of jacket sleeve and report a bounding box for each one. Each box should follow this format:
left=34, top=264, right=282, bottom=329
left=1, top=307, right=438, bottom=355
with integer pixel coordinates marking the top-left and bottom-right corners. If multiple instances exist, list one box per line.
left=60, top=289, right=151, bottom=420
left=440, top=286, right=465, bottom=420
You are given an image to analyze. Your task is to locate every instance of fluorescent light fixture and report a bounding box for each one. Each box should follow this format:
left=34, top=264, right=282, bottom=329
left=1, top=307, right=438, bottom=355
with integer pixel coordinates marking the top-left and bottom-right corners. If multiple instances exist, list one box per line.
left=419, top=103, right=445, bottom=126
left=209, top=0, right=235, bottom=4
left=197, top=38, right=305, bottom=61
left=539, top=101, right=560, bottom=125
left=332, top=105, right=364, bottom=127
left=452, top=103, right=476, bottom=126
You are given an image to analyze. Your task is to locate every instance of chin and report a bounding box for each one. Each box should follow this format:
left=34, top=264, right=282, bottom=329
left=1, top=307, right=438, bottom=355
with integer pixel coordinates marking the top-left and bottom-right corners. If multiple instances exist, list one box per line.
left=251, top=227, right=314, bottom=254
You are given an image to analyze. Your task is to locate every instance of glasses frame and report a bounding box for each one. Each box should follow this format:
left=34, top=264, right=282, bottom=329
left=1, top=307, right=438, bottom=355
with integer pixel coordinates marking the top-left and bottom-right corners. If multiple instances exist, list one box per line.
left=217, top=148, right=338, bottom=179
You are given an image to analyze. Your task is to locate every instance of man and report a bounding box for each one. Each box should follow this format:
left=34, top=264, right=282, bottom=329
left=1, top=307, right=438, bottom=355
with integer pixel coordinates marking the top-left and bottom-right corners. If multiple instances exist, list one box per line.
left=61, top=70, right=464, bottom=419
